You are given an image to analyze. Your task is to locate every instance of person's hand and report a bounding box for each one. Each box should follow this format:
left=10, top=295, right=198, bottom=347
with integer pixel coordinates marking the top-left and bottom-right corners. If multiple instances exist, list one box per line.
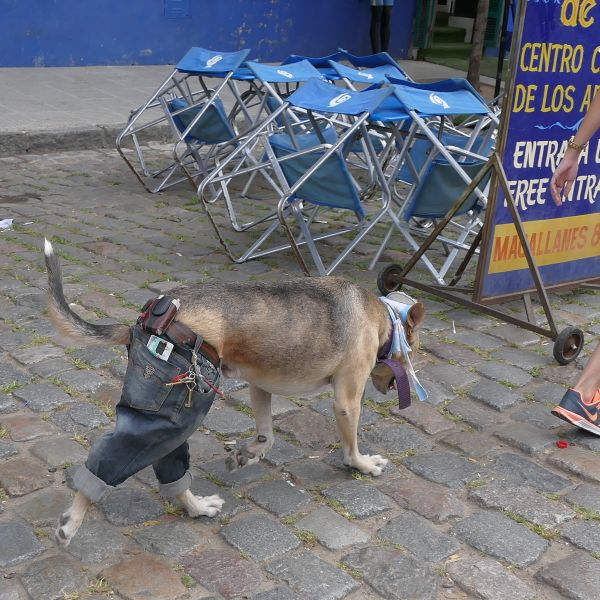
left=550, top=150, right=580, bottom=206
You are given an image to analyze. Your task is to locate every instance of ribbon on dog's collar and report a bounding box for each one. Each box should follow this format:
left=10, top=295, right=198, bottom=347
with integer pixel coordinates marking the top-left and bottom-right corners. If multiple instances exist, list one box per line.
left=378, top=355, right=412, bottom=409
left=378, top=296, right=428, bottom=408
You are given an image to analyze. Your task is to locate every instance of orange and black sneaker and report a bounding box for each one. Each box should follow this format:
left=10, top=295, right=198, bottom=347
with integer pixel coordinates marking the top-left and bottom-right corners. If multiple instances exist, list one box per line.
left=552, top=389, right=600, bottom=436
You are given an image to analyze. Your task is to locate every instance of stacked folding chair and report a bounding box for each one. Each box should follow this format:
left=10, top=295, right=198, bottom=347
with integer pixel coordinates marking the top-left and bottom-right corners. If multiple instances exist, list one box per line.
left=116, top=47, right=252, bottom=193
left=196, top=59, right=328, bottom=236
left=369, top=78, right=499, bottom=285
left=327, top=60, right=411, bottom=192
left=328, top=61, right=410, bottom=90
left=198, top=78, right=412, bottom=275
left=281, top=50, right=346, bottom=80
left=242, top=61, right=325, bottom=131
left=342, top=49, right=405, bottom=71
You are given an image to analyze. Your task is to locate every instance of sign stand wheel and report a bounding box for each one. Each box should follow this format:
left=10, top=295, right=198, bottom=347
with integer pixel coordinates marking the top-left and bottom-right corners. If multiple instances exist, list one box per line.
left=377, top=264, right=403, bottom=294
left=553, top=326, right=584, bottom=365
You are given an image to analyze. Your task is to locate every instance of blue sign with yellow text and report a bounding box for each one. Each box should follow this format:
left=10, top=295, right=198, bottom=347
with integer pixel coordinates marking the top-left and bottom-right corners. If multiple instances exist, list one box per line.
left=478, top=0, right=600, bottom=301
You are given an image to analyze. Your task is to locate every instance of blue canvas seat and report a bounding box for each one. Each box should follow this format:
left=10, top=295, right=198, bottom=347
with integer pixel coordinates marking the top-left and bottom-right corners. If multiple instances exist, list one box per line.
left=395, top=128, right=494, bottom=185
left=168, top=97, right=235, bottom=144
left=116, top=47, right=253, bottom=193
left=404, top=161, right=487, bottom=220
left=270, top=127, right=364, bottom=217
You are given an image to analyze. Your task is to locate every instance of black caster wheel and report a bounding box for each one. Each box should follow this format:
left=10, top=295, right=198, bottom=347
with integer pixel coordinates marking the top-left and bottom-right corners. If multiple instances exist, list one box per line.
left=377, top=264, right=403, bottom=295
left=553, top=326, right=584, bottom=365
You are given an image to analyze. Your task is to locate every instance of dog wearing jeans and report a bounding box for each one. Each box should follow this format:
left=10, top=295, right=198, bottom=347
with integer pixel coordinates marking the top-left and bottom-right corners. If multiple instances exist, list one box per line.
left=44, top=239, right=425, bottom=546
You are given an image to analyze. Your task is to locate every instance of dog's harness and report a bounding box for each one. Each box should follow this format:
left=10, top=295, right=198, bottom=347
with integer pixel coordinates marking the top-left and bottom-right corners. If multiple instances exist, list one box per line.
left=138, top=295, right=221, bottom=397
left=378, top=294, right=427, bottom=409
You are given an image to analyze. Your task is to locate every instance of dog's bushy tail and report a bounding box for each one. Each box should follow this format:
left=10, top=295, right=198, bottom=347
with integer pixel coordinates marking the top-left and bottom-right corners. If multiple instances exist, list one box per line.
left=44, top=239, right=131, bottom=345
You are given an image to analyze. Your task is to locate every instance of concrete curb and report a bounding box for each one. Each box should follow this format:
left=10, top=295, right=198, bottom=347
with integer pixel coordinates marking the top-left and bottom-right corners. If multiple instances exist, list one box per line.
left=0, top=126, right=123, bottom=157
left=0, top=125, right=171, bottom=157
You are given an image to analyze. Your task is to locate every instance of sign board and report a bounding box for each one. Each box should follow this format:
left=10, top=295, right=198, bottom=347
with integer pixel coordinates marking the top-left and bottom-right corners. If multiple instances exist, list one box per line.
left=477, top=0, right=600, bottom=302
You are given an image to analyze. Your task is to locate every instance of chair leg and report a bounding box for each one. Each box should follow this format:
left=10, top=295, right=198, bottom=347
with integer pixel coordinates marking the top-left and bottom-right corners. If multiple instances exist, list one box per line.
left=238, top=219, right=283, bottom=263
left=369, top=221, right=397, bottom=270
left=291, top=203, right=327, bottom=276
left=437, top=216, right=477, bottom=281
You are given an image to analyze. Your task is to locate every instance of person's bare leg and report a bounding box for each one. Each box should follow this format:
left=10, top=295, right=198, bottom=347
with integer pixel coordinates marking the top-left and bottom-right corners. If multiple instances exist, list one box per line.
left=572, top=341, right=600, bottom=402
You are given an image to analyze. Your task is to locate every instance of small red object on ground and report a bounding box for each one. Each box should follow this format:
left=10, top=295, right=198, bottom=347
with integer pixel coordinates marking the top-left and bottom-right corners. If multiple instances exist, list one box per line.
left=556, top=440, right=569, bottom=449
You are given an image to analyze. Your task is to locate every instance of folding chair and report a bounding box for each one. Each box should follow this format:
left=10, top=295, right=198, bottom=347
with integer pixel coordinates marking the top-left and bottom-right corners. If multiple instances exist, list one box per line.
left=283, top=49, right=406, bottom=82
left=243, top=60, right=325, bottom=127
left=197, top=78, right=410, bottom=275
left=328, top=61, right=409, bottom=90
left=116, top=47, right=251, bottom=193
left=377, top=156, right=491, bottom=285
left=281, top=50, right=346, bottom=80
left=200, top=59, right=326, bottom=233
left=326, top=60, right=410, bottom=189
left=342, top=50, right=404, bottom=70
left=395, top=125, right=495, bottom=186
left=369, top=78, right=499, bottom=285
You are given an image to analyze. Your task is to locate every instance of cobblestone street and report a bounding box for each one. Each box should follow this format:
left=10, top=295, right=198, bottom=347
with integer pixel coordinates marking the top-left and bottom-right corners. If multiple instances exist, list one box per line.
left=1, top=147, right=600, bottom=600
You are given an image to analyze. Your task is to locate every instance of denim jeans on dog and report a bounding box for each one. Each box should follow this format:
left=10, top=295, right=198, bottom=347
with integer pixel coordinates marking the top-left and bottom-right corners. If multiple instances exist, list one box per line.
left=74, top=325, right=218, bottom=502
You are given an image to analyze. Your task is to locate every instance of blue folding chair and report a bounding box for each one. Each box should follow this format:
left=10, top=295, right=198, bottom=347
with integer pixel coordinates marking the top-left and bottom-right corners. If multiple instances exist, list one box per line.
left=329, top=61, right=410, bottom=89
left=197, top=78, right=411, bottom=275
left=199, top=60, right=326, bottom=234
left=116, top=47, right=252, bottom=193
left=341, top=49, right=403, bottom=70
left=369, top=78, right=499, bottom=284
left=281, top=50, right=346, bottom=80
left=326, top=60, right=410, bottom=188
left=245, top=60, right=325, bottom=123
left=384, top=156, right=491, bottom=284
left=395, top=126, right=495, bottom=186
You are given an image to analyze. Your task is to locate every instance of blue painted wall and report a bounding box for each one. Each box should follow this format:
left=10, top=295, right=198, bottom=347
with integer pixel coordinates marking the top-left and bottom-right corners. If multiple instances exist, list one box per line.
left=0, top=0, right=416, bottom=67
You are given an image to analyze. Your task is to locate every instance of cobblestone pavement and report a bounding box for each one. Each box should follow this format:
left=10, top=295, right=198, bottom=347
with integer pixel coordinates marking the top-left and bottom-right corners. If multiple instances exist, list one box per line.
left=1, top=148, right=600, bottom=600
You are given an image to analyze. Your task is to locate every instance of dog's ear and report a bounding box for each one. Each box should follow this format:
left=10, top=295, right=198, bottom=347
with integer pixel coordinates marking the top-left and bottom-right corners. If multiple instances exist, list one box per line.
left=405, top=302, right=425, bottom=343
left=407, top=302, right=425, bottom=329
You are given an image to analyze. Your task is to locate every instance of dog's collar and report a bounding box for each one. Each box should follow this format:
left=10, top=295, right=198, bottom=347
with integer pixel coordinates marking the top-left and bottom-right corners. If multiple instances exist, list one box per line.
left=378, top=296, right=428, bottom=408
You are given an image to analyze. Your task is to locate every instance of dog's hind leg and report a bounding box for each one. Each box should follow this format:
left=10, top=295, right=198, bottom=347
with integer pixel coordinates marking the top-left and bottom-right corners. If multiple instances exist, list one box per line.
left=226, top=384, right=273, bottom=470
left=333, top=370, right=389, bottom=476
left=177, top=489, right=225, bottom=517
left=55, top=491, right=91, bottom=547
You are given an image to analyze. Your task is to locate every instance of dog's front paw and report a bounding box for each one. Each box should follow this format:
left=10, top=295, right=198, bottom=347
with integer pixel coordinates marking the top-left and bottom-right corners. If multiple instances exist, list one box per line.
left=182, top=493, right=225, bottom=518
left=225, top=446, right=259, bottom=471
left=351, top=454, right=389, bottom=477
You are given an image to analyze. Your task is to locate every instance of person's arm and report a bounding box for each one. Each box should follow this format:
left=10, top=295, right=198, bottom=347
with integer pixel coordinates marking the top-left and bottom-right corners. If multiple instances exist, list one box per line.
left=550, top=91, right=600, bottom=206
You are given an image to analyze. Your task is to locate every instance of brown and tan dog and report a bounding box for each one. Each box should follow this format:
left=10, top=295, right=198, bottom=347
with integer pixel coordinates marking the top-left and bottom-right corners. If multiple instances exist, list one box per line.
left=44, top=239, right=425, bottom=544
